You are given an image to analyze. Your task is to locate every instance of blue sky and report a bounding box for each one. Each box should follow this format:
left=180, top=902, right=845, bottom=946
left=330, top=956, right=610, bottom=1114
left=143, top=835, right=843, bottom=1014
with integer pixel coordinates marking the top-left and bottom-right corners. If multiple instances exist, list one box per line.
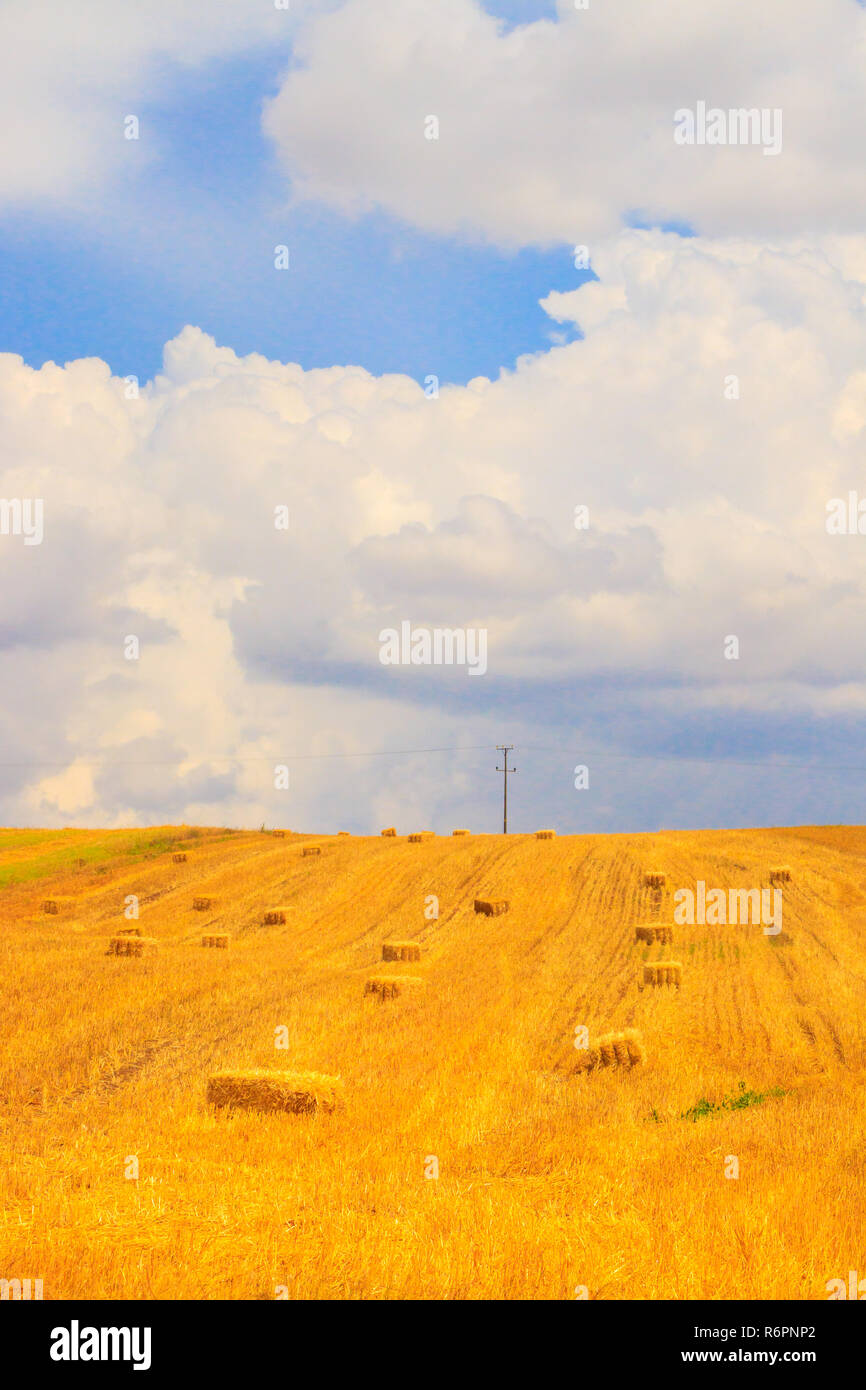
left=2, top=0, right=866, bottom=833
left=0, top=40, right=584, bottom=387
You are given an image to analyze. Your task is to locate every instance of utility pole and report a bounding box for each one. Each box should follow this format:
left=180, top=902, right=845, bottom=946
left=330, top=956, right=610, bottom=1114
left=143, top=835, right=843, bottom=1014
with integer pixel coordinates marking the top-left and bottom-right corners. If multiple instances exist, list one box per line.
left=496, top=745, right=516, bottom=834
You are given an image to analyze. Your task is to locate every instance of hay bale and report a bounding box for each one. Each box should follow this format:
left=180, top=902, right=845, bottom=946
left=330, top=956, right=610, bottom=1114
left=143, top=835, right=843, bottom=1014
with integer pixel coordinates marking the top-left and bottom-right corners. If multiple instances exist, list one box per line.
left=116, top=926, right=142, bottom=937
left=452, top=829, right=470, bottom=836
left=262, top=908, right=291, bottom=925
left=202, top=933, right=230, bottom=949
left=193, top=896, right=214, bottom=911
left=337, top=831, right=350, bottom=836
left=644, top=871, right=666, bottom=889
left=642, top=960, right=682, bottom=988
left=107, top=935, right=158, bottom=957
left=364, top=975, right=425, bottom=999
left=381, top=827, right=396, bottom=837
left=635, top=924, right=674, bottom=944
left=769, top=865, right=792, bottom=884
left=272, top=830, right=286, bottom=838
left=207, top=1070, right=343, bottom=1115
left=535, top=829, right=556, bottom=839
left=573, top=1028, right=645, bottom=1074
left=172, top=852, right=188, bottom=863
left=302, top=845, right=322, bottom=857
left=382, top=941, right=422, bottom=962
left=75, top=857, right=87, bottom=868
left=42, top=900, right=61, bottom=914
left=474, top=898, right=509, bottom=916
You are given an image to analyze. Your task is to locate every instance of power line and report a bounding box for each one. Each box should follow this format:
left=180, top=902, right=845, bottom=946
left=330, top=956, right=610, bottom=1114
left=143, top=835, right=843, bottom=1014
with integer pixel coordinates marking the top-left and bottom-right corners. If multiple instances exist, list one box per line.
left=0, top=744, right=498, bottom=770
left=0, top=740, right=862, bottom=776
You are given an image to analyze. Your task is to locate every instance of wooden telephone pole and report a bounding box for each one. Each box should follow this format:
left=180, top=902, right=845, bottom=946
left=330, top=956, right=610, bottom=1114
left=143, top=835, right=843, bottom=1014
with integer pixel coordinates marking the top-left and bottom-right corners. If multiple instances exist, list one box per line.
left=496, top=745, right=516, bottom=833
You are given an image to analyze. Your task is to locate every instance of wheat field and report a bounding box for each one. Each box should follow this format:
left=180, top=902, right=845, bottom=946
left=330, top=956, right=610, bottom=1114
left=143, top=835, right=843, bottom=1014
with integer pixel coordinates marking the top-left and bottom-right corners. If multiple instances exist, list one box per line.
left=1, top=822, right=865, bottom=1300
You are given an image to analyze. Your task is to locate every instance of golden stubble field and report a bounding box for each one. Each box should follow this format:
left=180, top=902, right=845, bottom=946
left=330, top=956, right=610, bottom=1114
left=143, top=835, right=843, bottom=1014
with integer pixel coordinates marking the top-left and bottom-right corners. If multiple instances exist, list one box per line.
left=1, top=822, right=865, bottom=1300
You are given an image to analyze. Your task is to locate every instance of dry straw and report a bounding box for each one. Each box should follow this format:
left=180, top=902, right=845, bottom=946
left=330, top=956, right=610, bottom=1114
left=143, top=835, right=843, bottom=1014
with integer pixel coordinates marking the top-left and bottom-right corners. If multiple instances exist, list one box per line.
left=381, top=827, right=396, bottom=837
left=193, top=896, right=214, bottom=911
left=573, top=1028, right=646, bottom=1074
left=644, top=871, right=666, bottom=889
left=635, top=924, right=674, bottom=944
left=302, top=845, right=322, bottom=857
left=364, top=975, right=425, bottom=999
left=642, top=960, right=682, bottom=988
left=107, top=936, right=158, bottom=957
left=202, top=933, right=230, bottom=949
left=769, top=865, right=792, bottom=884
left=172, top=853, right=188, bottom=863
left=535, top=829, right=556, bottom=839
left=474, top=898, right=510, bottom=916
left=207, top=1070, right=344, bottom=1115
left=382, top=941, right=422, bottom=962
left=452, top=829, right=470, bottom=836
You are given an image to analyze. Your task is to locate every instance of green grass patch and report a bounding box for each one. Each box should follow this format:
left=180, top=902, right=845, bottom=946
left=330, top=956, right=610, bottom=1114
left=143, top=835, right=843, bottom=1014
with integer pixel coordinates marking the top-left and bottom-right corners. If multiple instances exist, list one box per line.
left=0, top=826, right=241, bottom=890
left=648, top=1080, right=788, bottom=1126
left=679, top=1080, right=788, bottom=1123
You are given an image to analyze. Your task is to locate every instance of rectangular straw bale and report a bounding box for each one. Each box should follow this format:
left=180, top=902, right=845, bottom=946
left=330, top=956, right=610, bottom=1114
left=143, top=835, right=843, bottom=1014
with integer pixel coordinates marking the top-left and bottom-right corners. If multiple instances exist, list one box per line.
left=263, top=908, right=291, bottom=925
left=573, top=1028, right=645, bottom=1074
left=107, top=935, right=159, bottom=957
left=635, top=924, right=674, bottom=944
left=172, top=852, right=188, bottom=863
left=535, top=829, right=556, bottom=839
left=452, top=829, right=470, bottom=836
left=382, top=940, right=422, bottom=962
left=769, top=865, right=792, bottom=884
left=364, top=975, right=425, bottom=999
left=381, top=827, right=396, bottom=836
left=644, top=871, right=666, bottom=889
left=474, top=898, right=510, bottom=916
left=642, top=960, right=682, bottom=988
left=193, top=896, right=214, bottom=910
left=302, top=845, right=322, bottom=857
left=202, top=933, right=230, bottom=948
left=206, top=1069, right=343, bottom=1115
